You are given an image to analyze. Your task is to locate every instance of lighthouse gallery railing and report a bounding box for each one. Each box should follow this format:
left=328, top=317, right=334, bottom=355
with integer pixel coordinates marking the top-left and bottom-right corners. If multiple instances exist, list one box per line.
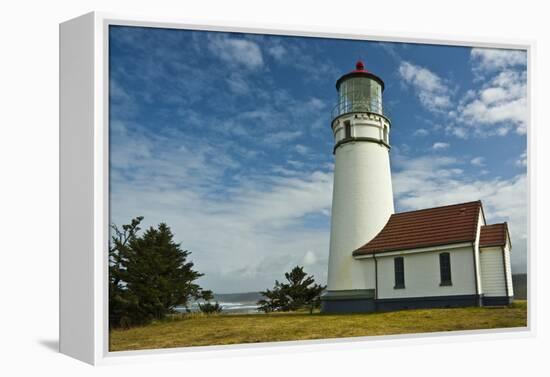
left=331, top=97, right=390, bottom=122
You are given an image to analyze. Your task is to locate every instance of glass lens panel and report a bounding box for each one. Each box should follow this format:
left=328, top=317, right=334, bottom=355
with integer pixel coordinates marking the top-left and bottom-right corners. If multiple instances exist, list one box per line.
left=337, top=77, right=382, bottom=117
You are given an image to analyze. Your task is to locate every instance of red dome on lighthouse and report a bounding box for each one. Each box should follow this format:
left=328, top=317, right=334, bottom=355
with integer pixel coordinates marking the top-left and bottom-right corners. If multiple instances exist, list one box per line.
left=354, top=60, right=367, bottom=72
left=335, top=60, right=385, bottom=91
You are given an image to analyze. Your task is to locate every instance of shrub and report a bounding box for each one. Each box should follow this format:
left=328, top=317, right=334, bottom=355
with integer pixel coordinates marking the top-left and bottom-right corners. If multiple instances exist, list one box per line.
left=198, top=301, right=223, bottom=314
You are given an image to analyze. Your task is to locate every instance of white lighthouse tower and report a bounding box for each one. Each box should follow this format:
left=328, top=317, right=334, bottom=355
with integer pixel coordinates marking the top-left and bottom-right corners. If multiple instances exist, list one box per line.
left=322, top=61, right=394, bottom=312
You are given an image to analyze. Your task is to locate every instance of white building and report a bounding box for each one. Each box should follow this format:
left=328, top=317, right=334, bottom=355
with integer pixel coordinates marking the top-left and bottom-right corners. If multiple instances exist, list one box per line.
left=321, top=62, right=514, bottom=313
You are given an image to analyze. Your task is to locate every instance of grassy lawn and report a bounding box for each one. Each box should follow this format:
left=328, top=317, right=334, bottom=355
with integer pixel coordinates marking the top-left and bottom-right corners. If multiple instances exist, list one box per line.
left=109, top=300, right=527, bottom=351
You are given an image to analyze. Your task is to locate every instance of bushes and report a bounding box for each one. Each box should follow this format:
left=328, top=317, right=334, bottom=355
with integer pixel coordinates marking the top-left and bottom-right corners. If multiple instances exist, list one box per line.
left=198, top=301, right=223, bottom=314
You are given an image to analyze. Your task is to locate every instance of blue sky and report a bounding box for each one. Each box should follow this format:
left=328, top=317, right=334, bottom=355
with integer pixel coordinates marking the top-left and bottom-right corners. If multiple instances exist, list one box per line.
left=109, top=26, right=527, bottom=293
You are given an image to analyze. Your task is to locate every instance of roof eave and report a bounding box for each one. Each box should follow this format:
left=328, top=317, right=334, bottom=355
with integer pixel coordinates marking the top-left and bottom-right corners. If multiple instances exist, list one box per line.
left=353, top=239, right=476, bottom=257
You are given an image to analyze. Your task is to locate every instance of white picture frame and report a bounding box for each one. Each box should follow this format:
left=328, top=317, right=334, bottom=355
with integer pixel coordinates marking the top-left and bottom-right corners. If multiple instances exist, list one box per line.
left=59, top=11, right=534, bottom=365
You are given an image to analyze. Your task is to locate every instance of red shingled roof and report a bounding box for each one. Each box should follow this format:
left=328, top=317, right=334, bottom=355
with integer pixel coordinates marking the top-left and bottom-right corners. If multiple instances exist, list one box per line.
left=353, top=201, right=483, bottom=256
left=479, top=223, right=509, bottom=248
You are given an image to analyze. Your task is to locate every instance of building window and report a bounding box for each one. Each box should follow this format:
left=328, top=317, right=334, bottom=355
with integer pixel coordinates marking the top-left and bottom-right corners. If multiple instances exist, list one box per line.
left=344, top=121, right=351, bottom=139
left=394, top=257, right=405, bottom=289
left=439, top=252, right=452, bottom=286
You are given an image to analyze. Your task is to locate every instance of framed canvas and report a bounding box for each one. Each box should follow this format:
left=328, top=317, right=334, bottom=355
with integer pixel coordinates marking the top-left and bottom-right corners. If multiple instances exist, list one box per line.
left=59, top=11, right=532, bottom=365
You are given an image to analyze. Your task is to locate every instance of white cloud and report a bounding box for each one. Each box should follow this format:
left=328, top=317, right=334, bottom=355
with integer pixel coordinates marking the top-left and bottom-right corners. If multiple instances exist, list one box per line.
left=457, top=56, right=527, bottom=136
left=267, top=44, right=287, bottom=61
left=470, top=157, right=485, bottom=167
left=208, top=35, right=264, bottom=70
left=471, top=48, right=527, bottom=72
left=377, top=42, right=401, bottom=62
left=295, top=144, right=310, bottom=155
left=225, top=73, right=250, bottom=95
left=432, top=142, right=450, bottom=150
left=269, top=130, right=302, bottom=144
left=287, top=159, right=304, bottom=169
left=399, top=61, right=452, bottom=112
left=516, top=151, right=527, bottom=168
left=446, top=125, right=468, bottom=139
left=303, top=250, right=318, bottom=266
left=398, top=50, right=527, bottom=139
left=109, top=79, right=139, bottom=119
left=306, top=97, right=325, bottom=111
left=480, top=87, right=508, bottom=104
left=271, top=166, right=301, bottom=177
left=263, top=39, right=339, bottom=81
left=413, top=128, right=429, bottom=136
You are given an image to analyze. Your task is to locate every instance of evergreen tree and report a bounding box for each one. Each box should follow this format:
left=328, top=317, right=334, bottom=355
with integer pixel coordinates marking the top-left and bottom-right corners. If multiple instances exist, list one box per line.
left=282, top=266, right=326, bottom=313
left=257, top=280, right=289, bottom=313
left=109, top=216, right=143, bottom=329
left=257, top=266, right=326, bottom=314
left=109, top=218, right=212, bottom=328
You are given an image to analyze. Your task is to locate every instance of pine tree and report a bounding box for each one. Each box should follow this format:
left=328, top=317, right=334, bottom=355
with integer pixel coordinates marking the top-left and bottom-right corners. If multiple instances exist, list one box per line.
left=257, top=266, right=326, bottom=314
left=109, top=216, right=143, bottom=329
left=257, top=280, right=289, bottom=313
left=109, top=218, right=212, bottom=327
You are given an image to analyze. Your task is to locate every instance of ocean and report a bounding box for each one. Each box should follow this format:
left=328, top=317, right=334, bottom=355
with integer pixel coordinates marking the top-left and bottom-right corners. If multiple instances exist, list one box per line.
left=175, top=292, right=263, bottom=314
left=175, top=301, right=260, bottom=314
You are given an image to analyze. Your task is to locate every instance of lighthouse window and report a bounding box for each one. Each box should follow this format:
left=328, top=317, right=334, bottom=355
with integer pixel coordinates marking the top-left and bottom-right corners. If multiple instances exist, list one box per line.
left=439, top=252, right=452, bottom=286
left=394, top=257, right=405, bottom=289
left=344, top=121, right=352, bottom=139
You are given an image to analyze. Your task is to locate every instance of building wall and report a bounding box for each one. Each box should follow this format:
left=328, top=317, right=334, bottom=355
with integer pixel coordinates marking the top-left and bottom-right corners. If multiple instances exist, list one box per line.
left=480, top=246, right=507, bottom=297
left=479, top=226, right=513, bottom=300
left=327, top=113, right=394, bottom=291
left=358, top=258, right=376, bottom=289
left=376, top=246, right=477, bottom=299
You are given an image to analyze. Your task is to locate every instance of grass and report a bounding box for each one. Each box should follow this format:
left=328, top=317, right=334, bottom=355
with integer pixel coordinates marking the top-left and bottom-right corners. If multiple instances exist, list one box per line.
left=109, top=300, right=527, bottom=352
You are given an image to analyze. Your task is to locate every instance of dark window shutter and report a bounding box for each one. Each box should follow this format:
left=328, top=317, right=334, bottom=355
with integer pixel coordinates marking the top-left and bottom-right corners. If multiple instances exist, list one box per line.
left=394, top=257, right=404, bottom=289
left=439, top=252, right=452, bottom=285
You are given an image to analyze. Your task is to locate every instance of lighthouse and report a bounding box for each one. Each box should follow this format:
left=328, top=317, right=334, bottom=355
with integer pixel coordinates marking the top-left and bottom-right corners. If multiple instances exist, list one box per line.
left=320, top=62, right=515, bottom=314
left=321, top=61, right=395, bottom=312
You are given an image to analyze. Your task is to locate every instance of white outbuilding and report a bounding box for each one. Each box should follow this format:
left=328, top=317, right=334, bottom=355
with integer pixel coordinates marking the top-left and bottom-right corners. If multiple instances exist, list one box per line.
left=321, top=62, right=514, bottom=313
